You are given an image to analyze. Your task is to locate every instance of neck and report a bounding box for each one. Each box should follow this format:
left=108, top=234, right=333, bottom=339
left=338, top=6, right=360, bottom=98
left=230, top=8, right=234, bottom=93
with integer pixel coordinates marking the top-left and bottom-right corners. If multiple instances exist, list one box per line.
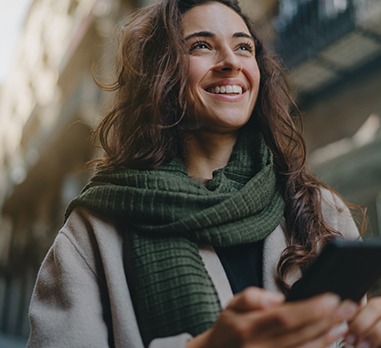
left=183, top=131, right=238, bottom=180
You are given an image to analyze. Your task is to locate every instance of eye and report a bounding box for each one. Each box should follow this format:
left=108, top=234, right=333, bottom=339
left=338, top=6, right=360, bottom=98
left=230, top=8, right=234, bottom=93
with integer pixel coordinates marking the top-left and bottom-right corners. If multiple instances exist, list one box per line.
left=237, top=41, right=254, bottom=54
left=190, top=40, right=211, bottom=52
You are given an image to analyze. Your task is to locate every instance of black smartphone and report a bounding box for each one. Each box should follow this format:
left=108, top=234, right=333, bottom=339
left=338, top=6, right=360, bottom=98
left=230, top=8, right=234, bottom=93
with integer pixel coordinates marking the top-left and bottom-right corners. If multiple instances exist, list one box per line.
left=287, top=238, right=381, bottom=302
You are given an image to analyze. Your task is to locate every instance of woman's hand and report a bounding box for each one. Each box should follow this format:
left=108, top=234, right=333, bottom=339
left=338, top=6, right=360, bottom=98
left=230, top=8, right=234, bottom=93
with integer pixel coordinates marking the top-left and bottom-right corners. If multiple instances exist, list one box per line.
left=345, top=296, right=381, bottom=348
left=188, top=287, right=358, bottom=348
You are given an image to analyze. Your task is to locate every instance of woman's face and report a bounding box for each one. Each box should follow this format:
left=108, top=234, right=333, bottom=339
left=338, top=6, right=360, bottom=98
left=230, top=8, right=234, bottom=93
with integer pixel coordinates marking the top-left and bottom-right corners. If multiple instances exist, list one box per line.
left=181, top=2, right=260, bottom=134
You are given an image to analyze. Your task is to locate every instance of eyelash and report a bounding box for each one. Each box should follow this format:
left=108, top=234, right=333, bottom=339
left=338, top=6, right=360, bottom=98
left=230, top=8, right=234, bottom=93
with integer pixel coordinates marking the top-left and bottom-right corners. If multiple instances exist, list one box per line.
left=190, top=40, right=211, bottom=51
left=238, top=41, right=254, bottom=53
left=189, top=40, right=255, bottom=54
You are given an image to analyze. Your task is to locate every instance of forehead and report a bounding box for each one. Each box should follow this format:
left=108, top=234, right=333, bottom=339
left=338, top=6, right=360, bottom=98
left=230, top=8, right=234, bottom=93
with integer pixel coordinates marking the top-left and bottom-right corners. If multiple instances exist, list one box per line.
left=181, top=2, right=250, bottom=36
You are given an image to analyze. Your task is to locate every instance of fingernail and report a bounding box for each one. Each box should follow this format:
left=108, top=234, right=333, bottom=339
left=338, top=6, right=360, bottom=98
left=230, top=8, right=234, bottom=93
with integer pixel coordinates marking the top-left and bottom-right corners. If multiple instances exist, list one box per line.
left=262, top=293, right=285, bottom=307
left=345, top=334, right=356, bottom=345
left=356, top=340, right=370, bottom=348
left=327, top=322, right=348, bottom=340
left=338, top=301, right=358, bottom=320
left=322, top=294, right=341, bottom=307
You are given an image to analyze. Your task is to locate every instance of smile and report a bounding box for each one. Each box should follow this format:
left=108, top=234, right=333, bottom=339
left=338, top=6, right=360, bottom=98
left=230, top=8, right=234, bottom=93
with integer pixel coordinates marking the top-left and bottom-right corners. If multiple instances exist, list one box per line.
left=207, top=85, right=243, bottom=95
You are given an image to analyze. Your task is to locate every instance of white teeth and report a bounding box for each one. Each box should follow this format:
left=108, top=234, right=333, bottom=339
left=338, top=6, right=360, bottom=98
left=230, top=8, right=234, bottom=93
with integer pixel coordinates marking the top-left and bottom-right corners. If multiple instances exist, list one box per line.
left=209, top=85, right=243, bottom=95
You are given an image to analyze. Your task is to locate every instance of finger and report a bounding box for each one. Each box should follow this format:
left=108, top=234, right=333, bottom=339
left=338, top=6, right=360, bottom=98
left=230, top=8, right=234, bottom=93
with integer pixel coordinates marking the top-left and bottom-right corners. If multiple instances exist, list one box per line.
left=283, top=295, right=357, bottom=328
left=247, top=293, right=356, bottom=345
left=345, top=297, right=381, bottom=346
left=290, top=321, right=348, bottom=348
left=335, top=300, right=359, bottom=322
left=267, top=294, right=342, bottom=331
left=220, top=294, right=345, bottom=348
left=241, top=294, right=342, bottom=341
left=226, top=287, right=285, bottom=312
left=292, top=322, right=348, bottom=348
left=362, top=320, right=381, bottom=348
left=347, top=297, right=381, bottom=343
left=260, top=318, right=348, bottom=348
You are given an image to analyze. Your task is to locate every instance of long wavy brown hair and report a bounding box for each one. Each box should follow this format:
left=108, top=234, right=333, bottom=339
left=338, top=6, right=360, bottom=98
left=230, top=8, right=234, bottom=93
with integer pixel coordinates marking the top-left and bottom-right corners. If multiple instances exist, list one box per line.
left=94, top=0, right=365, bottom=293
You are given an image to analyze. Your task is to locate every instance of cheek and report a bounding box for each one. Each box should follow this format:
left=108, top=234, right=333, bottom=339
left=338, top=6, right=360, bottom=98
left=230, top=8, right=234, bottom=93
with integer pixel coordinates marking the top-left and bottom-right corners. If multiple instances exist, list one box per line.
left=186, top=61, right=207, bottom=104
left=187, top=60, right=204, bottom=87
left=247, top=62, right=260, bottom=87
left=246, top=64, right=260, bottom=113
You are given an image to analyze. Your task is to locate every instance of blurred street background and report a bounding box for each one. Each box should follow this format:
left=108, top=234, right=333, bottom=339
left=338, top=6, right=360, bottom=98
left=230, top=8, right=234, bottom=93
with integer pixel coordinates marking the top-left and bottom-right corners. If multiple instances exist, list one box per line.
left=0, top=0, right=380, bottom=343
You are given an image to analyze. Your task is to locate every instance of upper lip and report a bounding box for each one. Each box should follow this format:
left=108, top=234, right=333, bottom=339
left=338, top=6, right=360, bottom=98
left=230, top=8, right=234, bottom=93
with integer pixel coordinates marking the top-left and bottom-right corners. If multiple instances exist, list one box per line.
left=204, top=79, right=247, bottom=93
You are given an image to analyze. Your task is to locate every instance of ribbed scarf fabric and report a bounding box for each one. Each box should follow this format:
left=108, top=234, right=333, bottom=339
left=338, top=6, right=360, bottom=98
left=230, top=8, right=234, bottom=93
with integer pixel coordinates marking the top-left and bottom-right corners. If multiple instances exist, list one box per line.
left=66, top=130, right=285, bottom=346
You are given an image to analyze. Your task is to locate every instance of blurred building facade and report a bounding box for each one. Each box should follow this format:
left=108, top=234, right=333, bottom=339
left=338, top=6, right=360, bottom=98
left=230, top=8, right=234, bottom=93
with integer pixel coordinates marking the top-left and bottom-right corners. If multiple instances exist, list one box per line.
left=0, top=0, right=138, bottom=338
left=0, top=0, right=380, bottom=341
left=275, top=0, right=381, bottom=235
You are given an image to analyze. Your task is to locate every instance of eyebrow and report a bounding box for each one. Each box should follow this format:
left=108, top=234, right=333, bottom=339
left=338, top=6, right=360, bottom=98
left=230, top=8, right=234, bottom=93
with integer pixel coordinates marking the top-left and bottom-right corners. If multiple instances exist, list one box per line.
left=184, top=31, right=254, bottom=41
left=233, top=32, right=254, bottom=40
left=184, top=31, right=215, bottom=41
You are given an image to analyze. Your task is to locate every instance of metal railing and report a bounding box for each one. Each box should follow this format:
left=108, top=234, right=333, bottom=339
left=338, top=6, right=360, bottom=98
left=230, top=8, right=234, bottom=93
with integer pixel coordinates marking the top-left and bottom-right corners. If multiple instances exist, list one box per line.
left=274, top=0, right=380, bottom=68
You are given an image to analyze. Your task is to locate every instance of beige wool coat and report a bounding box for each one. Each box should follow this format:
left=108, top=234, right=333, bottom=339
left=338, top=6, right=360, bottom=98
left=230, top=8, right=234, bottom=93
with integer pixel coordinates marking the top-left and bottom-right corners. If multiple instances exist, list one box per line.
left=27, top=189, right=359, bottom=348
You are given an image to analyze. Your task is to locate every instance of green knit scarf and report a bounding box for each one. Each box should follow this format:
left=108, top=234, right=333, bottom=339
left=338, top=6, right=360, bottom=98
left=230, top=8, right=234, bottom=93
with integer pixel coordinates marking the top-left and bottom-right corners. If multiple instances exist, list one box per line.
left=66, top=130, right=284, bottom=346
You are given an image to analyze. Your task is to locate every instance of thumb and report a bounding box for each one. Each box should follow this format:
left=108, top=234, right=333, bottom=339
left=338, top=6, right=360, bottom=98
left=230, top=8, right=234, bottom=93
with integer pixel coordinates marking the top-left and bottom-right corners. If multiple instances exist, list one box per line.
left=226, top=287, right=285, bottom=313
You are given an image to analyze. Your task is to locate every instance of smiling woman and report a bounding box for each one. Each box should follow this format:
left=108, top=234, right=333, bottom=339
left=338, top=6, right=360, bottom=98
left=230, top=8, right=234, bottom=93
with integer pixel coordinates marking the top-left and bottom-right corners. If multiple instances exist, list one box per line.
left=27, top=1, right=381, bottom=348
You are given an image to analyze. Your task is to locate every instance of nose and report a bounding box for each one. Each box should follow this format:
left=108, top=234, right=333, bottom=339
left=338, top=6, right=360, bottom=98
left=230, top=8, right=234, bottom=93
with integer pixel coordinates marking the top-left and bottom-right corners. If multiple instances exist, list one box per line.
left=214, top=47, right=242, bottom=72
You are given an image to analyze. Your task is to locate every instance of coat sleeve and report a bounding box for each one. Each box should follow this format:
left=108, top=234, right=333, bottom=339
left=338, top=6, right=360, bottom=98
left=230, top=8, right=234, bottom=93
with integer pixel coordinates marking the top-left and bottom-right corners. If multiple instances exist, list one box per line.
left=27, top=230, right=111, bottom=348
left=27, top=209, right=195, bottom=348
left=320, top=188, right=361, bottom=240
